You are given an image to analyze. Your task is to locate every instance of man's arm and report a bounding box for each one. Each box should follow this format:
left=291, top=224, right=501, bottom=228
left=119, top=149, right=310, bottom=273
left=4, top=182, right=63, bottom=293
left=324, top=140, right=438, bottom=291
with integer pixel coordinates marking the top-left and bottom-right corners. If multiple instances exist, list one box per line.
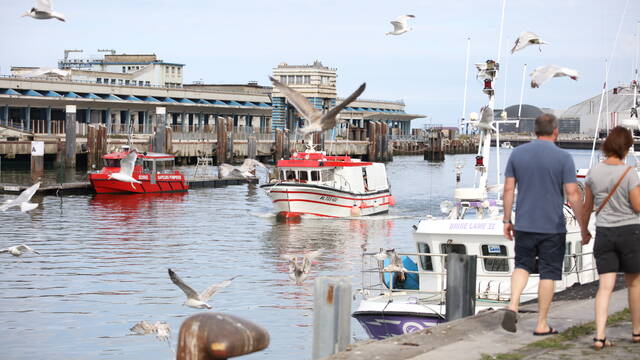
left=565, top=182, right=590, bottom=243
left=502, top=176, right=516, bottom=240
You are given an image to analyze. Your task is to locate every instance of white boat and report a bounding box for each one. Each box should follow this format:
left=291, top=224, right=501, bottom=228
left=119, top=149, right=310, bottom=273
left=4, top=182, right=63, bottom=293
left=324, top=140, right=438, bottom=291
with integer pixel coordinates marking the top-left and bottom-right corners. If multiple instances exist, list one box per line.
left=500, top=141, right=513, bottom=149
left=353, top=58, right=597, bottom=340
left=261, top=148, right=394, bottom=218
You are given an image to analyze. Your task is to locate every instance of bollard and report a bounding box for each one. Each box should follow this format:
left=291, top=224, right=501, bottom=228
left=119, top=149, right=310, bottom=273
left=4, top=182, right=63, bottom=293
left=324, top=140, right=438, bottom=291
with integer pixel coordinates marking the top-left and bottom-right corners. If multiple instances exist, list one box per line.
left=177, top=313, right=269, bottom=360
left=312, top=277, right=351, bottom=359
left=64, top=105, right=77, bottom=168
left=30, top=141, right=44, bottom=182
left=445, top=253, right=477, bottom=321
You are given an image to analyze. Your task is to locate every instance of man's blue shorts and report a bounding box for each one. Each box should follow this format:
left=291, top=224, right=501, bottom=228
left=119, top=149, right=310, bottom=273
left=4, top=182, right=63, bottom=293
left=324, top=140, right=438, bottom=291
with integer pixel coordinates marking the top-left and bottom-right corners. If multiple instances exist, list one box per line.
left=514, top=231, right=566, bottom=280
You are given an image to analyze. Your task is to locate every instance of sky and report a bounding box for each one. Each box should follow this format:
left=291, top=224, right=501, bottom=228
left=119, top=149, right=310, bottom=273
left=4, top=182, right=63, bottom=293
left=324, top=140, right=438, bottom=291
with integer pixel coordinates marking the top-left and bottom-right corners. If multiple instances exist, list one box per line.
left=0, top=0, right=639, bottom=129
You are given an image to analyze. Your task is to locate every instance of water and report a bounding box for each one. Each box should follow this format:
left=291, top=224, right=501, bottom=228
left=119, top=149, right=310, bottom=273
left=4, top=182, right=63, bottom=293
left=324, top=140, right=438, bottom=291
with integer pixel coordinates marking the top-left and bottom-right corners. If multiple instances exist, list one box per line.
left=0, top=150, right=595, bottom=359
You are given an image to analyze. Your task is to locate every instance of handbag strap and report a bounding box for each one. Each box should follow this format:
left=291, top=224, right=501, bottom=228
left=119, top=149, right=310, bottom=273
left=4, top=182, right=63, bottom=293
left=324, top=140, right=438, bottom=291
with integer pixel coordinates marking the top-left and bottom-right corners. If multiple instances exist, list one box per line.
left=596, top=166, right=633, bottom=214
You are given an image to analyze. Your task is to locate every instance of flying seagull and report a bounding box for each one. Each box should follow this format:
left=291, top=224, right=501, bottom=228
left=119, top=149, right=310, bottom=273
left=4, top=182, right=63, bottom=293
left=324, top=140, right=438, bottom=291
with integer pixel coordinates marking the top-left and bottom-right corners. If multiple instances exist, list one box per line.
left=1, top=182, right=40, bottom=212
left=108, top=150, right=141, bottom=189
left=218, top=159, right=265, bottom=179
left=386, top=15, right=415, bottom=36
left=168, top=268, right=239, bottom=309
left=130, top=320, right=171, bottom=342
left=281, top=249, right=323, bottom=285
left=511, top=31, right=549, bottom=54
left=22, top=0, right=65, bottom=21
left=530, top=65, right=579, bottom=88
left=269, top=76, right=366, bottom=138
left=1, top=244, right=40, bottom=257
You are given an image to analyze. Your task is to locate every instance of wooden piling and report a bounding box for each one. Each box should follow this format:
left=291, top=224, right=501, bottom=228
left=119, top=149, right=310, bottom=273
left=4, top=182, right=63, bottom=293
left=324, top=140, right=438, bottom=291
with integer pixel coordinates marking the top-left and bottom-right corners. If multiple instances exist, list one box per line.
left=445, top=253, right=477, bottom=321
left=248, top=135, right=257, bottom=159
left=367, top=121, right=376, bottom=162
left=64, top=105, right=77, bottom=168
left=154, top=107, right=167, bottom=153
left=86, top=124, right=107, bottom=169
left=216, top=116, right=227, bottom=165
left=274, top=129, right=283, bottom=162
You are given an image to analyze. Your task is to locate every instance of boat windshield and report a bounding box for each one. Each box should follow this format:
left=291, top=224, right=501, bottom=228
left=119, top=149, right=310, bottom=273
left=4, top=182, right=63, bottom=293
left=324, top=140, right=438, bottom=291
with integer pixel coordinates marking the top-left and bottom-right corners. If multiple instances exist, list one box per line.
left=105, top=159, right=120, bottom=167
left=143, top=159, right=175, bottom=173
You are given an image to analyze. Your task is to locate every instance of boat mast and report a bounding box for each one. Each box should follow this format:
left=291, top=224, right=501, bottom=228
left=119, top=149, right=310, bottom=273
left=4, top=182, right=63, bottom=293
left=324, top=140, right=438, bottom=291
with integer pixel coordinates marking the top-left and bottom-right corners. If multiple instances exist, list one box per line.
left=517, top=63, right=527, bottom=119
left=461, top=37, right=471, bottom=134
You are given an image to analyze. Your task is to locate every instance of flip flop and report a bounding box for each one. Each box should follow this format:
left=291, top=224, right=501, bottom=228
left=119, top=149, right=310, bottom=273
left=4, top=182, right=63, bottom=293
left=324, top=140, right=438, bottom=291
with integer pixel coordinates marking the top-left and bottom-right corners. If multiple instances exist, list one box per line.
left=633, top=333, right=640, bottom=343
left=593, top=337, right=614, bottom=350
left=533, top=327, right=559, bottom=336
left=500, top=309, right=517, bottom=333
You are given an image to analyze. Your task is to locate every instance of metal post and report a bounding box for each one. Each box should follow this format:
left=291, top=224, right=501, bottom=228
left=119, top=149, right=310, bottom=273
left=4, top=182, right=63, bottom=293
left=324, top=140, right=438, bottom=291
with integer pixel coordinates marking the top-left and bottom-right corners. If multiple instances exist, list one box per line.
left=142, top=110, right=148, bottom=134
left=2, top=105, right=7, bottom=126
left=445, top=253, right=477, bottom=321
left=25, top=106, right=31, bottom=131
left=312, top=277, right=351, bottom=359
left=105, top=108, right=112, bottom=134
left=64, top=105, right=77, bottom=168
left=155, top=107, right=166, bottom=153
left=46, top=106, right=52, bottom=134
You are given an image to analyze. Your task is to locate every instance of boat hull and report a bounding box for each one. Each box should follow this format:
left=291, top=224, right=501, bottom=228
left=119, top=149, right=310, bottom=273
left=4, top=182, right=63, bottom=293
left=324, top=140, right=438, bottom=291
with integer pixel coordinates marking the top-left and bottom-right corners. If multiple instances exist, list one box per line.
left=352, top=311, right=444, bottom=340
left=262, top=183, right=391, bottom=218
left=89, top=173, right=188, bottom=194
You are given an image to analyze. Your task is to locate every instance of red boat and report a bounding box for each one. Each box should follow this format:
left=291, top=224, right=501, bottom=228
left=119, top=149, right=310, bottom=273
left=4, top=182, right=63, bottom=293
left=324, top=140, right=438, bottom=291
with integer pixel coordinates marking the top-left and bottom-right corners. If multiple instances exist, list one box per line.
left=89, top=149, right=189, bottom=194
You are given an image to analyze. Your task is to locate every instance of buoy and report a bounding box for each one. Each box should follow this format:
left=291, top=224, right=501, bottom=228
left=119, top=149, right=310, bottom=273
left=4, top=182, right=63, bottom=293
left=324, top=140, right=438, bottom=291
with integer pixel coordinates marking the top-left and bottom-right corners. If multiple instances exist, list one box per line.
left=276, top=211, right=302, bottom=223
left=350, top=205, right=361, bottom=217
left=388, top=195, right=396, bottom=206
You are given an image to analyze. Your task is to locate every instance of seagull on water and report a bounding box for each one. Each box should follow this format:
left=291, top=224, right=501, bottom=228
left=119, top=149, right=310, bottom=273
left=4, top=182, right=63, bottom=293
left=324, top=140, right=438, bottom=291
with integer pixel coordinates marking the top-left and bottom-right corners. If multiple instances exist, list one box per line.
left=269, top=76, right=366, bottom=138
left=530, top=65, right=579, bottom=88
left=219, top=159, right=265, bottom=179
left=168, top=268, right=239, bottom=309
left=108, top=150, right=141, bottom=189
left=1, top=182, right=40, bottom=212
left=386, top=15, right=415, bottom=36
left=511, top=31, right=549, bottom=54
left=1, top=244, right=40, bottom=257
left=22, top=0, right=65, bottom=22
left=130, top=320, right=171, bottom=342
left=281, top=249, right=323, bottom=285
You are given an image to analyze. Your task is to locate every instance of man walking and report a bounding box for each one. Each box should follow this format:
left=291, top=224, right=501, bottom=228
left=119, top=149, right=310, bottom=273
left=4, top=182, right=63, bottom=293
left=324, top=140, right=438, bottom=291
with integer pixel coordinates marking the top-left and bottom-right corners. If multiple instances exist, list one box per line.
left=501, top=113, right=590, bottom=334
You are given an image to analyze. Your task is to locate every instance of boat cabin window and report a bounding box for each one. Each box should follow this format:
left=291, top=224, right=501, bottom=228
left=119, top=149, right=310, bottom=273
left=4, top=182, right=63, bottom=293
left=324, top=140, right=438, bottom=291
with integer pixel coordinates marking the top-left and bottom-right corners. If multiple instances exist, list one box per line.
left=481, top=245, right=509, bottom=272
left=286, top=170, right=296, bottom=181
left=299, top=171, right=308, bottom=181
left=280, top=170, right=285, bottom=180
left=321, top=169, right=334, bottom=182
left=575, top=241, right=583, bottom=271
left=311, top=170, right=320, bottom=181
left=105, top=159, right=120, bottom=167
left=440, top=243, right=466, bottom=268
left=418, top=243, right=433, bottom=271
left=563, top=243, right=572, bottom=273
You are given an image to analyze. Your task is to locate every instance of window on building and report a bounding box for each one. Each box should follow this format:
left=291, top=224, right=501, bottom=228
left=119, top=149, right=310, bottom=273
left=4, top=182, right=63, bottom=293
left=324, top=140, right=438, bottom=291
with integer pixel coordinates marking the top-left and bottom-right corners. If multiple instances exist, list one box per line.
left=127, top=66, right=131, bottom=71
left=296, top=75, right=302, bottom=84
left=122, top=66, right=126, bottom=73
left=311, top=171, right=320, bottom=181
left=177, top=67, right=181, bottom=74
left=418, top=243, right=434, bottom=271
left=96, top=78, right=102, bottom=84
left=110, top=79, right=116, bottom=85
left=125, top=80, right=130, bottom=85
left=118, top=79, right=123, bottom=85
left=165, top=66, right=169, bottom=73
left=145, top=81, right=150, bottom=86
left=304, top=75, right=310, bottom=84
left=440, top=243, right=466, bottom=268
left=481, top=245, right=509, bottom=272
left=171, top=67, right=175, bottom=74
left=138, top=81, right=143, bottom=86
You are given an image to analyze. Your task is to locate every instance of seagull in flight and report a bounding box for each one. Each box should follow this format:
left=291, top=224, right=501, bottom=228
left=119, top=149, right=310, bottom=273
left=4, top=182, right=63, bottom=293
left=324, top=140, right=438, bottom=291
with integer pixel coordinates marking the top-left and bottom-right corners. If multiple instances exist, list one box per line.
left=269, top=76, right=366, bottom=138
left=511, top=31, right=549, bottom=54
left=530, top=65, right=579, bottom=88
left=386, top=15, right=415, bottom=36
left=130, top=320, right=171, bottom=342
left=1, top=244, right=40, bottom=257
left=108, top=150, right=141, bottom=189
left=168, top=268, right=238, bottom=309
left=22, top=0, right=65, bottom=22
left=281, top=249, right=323, bottom=285
left=219, top=159, right=265, bottom=179
left=1, top=182, right=40, bottom=212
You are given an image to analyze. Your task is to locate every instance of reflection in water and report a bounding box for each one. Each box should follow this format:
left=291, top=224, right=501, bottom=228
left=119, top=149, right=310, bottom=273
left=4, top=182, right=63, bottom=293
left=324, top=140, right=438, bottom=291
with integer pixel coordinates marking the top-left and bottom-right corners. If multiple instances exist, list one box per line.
left=0, top=151, right=596, bottom=359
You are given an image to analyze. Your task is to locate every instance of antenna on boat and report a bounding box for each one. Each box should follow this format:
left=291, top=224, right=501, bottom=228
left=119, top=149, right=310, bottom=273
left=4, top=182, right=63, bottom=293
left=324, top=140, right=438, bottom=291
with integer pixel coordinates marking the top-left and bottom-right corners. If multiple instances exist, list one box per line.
left=461, top=37, right=471, bottom=134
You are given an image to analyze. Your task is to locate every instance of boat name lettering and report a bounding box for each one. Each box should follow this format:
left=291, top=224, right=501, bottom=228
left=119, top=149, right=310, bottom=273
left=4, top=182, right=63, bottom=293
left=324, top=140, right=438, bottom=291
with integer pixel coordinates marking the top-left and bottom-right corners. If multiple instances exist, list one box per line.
left=448, top=222, right=496, bottom=230
left=158, top=175, right=182, bottom=180
left=319, top=195, right=338, bottom=202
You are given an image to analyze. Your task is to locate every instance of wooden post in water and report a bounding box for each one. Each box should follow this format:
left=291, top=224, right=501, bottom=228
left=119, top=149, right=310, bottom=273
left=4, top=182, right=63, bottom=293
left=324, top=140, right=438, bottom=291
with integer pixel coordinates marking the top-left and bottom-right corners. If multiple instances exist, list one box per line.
left=367, top=121, right=376, bottom=162
left=445, top=253, right=477, bottom=321
left=274, top=129, right=283, bottom=162
left=312, top=277, right=351, bottom=359
left=177, top=312, right=269, bottom=360
left=64, top=105, right=77, bottom=168
left=165, top=126, right=173, bottom=154
left=30, top=141, right=44, bottom=182
left=248, top=135, right=257, bottom=159
left=216, top=116, right=227, bottom=165
left=154, top=107, right=166, bottom=153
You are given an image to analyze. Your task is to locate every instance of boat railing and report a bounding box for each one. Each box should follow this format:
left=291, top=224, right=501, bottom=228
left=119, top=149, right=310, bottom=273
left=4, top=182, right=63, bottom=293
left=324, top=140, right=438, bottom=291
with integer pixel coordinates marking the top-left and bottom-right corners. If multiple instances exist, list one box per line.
left=360, top=250, right=597, bottom=303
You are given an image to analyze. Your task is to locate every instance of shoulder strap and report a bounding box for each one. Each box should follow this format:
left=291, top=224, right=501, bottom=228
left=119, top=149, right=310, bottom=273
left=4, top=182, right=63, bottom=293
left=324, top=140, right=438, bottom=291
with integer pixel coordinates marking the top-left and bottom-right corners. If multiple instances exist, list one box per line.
left=596, top=166, right=633, bottom=214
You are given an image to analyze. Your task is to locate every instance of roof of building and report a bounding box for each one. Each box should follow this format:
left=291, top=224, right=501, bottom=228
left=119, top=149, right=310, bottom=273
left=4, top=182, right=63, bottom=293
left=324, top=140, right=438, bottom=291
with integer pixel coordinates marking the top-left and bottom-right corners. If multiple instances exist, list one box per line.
left=560, top=85, right=638, bottom=118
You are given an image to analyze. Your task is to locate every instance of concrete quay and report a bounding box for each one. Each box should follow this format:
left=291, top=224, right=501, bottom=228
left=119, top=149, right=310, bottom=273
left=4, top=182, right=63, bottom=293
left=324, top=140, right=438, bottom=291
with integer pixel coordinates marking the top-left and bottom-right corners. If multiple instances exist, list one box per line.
left=328, top=288, right=635, bottom=360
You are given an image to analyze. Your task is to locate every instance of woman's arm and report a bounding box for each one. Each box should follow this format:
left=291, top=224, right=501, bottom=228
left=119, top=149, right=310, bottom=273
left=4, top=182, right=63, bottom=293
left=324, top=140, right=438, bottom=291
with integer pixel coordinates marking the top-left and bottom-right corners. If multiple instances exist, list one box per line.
left=583, top=184, right=594, bottom=225
left=629, top=185, right=640, bottom=213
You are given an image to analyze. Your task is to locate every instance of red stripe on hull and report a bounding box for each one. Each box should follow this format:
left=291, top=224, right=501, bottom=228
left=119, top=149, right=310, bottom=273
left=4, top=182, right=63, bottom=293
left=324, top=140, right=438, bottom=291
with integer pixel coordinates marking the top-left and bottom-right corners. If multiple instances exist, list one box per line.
left=269, top=190, right=390, bottom=201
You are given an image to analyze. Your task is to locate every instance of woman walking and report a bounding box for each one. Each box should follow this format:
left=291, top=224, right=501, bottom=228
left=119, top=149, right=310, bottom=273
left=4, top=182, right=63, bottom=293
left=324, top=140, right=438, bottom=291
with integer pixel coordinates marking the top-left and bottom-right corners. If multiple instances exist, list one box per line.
left=584, top=126, right=640, bottom=349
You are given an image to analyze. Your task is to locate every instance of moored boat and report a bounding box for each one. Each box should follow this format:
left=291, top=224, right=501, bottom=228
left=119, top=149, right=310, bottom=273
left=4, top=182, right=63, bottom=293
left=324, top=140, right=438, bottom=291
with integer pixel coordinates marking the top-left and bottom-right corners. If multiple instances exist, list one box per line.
left=89, top=149, right=188, bottom=194
left=260, top=150, right=394, bottom=218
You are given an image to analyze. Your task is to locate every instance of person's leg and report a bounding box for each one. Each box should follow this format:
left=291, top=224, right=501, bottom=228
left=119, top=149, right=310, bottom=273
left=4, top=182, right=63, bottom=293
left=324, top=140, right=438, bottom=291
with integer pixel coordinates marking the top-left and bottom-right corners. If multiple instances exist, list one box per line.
left=593, top=273, right=617, bottom=345
left=535, top=232, right=565, bottom=333
left=534, top=279, right=555, bottom=334
left=625, top=273, right=640, bottom=341
left=507, top=268, right=530, bottom=312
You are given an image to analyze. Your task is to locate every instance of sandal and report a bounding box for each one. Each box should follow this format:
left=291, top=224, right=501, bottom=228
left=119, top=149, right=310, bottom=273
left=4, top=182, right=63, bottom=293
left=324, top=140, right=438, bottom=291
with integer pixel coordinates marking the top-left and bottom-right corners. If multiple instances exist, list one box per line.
left=593, top=337, right=614, bottom=350
left=633, top=333, right=640, bottom=343
left=500, top=309, right=517, bottom=333
left=533, top=327, right=559, bottom=336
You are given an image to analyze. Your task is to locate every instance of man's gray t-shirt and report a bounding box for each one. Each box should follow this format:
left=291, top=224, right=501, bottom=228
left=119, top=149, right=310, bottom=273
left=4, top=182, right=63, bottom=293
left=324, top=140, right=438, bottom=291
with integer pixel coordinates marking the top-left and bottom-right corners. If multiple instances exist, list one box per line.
left=585, top=163, right=640, bottom=227
left=504, top=140, right=576, bottom=233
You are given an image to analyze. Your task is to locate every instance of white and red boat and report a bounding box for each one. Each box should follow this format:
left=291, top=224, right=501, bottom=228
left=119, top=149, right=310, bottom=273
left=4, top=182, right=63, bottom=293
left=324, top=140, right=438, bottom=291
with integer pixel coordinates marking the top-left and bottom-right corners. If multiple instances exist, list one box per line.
left=261, top=150, right=394, bottom=218
left=89, top=149, right=188, bottom=194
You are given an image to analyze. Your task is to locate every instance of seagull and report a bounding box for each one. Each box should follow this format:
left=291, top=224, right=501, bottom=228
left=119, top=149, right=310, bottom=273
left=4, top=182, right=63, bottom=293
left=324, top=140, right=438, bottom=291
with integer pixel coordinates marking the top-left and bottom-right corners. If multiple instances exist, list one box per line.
left=477, top=105, right=495, bottom=131
left=386, top=15, right=415, bottom=35
left=511, top=31, right=549, bottom=54
left=382, top=249, right=407, bottom=282
left=373, top=248, right=388, bottom=262
left=1, top=182, right=40, bottom=212
left=108, top=150, right=141, bottom=189
left=530, top=65, right=579, bottom=88
left=269, top=76, right=366, bottom=138
left=218, top=159, right=265, bottom=179
left=1, top=244, right=40, bottom=257
left=22, top=0, right=65, bottom=22
left=281, top=249, right=323, bottom=285
left=130, top=320, right=171, bottom=342
left=168, top=268, right=238, bottom=309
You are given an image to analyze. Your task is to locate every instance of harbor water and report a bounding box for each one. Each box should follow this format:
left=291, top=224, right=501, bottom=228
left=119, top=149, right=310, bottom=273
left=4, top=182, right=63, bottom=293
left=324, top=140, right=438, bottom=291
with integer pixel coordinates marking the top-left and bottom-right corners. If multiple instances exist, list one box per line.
left=0, top=150, right=596, bottom=359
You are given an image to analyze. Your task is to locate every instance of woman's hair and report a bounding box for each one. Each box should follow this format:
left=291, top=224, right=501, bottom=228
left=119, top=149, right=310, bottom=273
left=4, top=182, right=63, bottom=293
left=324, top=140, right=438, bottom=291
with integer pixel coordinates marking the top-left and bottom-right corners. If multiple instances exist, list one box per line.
left=602, top=126, right=633, bottom=159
